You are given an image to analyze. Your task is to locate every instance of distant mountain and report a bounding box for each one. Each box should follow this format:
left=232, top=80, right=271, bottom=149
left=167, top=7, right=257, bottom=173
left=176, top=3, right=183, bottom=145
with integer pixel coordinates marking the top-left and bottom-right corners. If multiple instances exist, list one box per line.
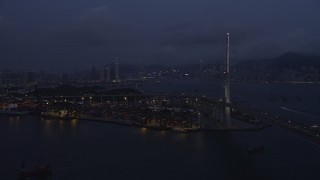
left=270, top=52, right=320, bottom=69
left=119, top=64, right=140, bottom=74
left=146, top=65, right=171, bottom=71
left=233, top=52, right=320, bottom=82
left=235, top=52, right=320, bottom=69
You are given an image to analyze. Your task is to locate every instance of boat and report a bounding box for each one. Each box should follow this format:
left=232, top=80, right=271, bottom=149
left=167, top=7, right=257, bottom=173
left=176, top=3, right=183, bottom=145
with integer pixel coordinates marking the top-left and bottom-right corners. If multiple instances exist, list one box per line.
left=18, top=160, right=51, bottom=179
left=247, top=146, right=265, bottom=154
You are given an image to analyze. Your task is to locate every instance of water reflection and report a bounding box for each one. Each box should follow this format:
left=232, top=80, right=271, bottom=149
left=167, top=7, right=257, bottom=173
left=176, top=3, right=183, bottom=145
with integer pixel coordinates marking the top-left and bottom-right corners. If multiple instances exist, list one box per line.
left=43, top=119, right=54, bottom=138
left=159, top=130, right=166, bottom=138
left=173, top=133, right=187, bottom=142
left=139, top=127, right=148, bottom=136
left=70, top=119, right=79, bottom=129
left=9, top=116, right=20, bottom=125
left=59, top=120, right=65, bottom=132
left=193, top=132, right=205, bottom=160
left=41, top=118, right=79, bottom=135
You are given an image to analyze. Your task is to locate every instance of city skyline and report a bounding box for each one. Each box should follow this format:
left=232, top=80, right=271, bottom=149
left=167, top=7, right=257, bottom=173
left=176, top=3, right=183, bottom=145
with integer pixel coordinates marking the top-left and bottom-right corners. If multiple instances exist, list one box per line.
left=1, top=2, right=320, bottom=176
left=1, top=0, right=320, bottom=73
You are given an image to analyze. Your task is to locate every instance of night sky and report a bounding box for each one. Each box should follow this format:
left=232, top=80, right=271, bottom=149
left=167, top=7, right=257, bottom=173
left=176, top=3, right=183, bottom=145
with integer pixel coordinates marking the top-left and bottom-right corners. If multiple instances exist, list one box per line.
left=0, top=0, right=320, bottom=73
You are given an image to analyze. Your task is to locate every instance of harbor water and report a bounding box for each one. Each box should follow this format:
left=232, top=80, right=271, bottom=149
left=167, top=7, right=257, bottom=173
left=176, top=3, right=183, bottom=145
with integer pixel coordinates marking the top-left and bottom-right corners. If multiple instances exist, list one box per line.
left=1, top=80, right=320, bottom=179
left=1, top=114, right=320, bottom=180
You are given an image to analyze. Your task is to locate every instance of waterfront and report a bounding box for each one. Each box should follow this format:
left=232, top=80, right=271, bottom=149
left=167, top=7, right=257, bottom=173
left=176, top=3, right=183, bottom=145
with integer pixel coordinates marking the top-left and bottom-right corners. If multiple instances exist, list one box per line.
left=142, top=80, right=320, bottom=125
left=1, top=114, right=320, bottom=180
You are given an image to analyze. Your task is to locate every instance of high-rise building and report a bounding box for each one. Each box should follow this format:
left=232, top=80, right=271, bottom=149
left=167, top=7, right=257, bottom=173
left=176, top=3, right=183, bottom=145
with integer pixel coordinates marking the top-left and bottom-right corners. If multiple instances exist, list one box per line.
left=115, top=54, right=120, bottom=82
left=100, top=67, right=104, bottom=82
left=100, top=65, right=111, bottom=82
left=106, top=65, right=111, bottom=82
left=1, top=69, right=18, bottom=86
left=200, top=59, right=203, bottom=72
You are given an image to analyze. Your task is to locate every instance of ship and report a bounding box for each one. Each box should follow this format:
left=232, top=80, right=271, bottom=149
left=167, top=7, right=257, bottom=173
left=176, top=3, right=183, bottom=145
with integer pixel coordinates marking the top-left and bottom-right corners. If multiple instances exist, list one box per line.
left=247, top=146, right=265, bottom=154
left=18, top=160, right=51, bottom=179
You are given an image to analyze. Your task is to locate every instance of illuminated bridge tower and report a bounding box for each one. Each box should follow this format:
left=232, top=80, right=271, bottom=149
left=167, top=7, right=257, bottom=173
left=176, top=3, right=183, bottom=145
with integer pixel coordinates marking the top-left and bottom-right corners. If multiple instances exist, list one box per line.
left=224, top=33, right=231, bottom=128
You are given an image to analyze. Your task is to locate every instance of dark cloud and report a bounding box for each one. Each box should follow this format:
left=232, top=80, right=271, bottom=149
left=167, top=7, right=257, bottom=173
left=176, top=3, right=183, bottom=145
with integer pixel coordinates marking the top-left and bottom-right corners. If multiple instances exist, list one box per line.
left=0, top=0, right=319, bottom=72
left=55, top=6, right=138, bottom=49
left=81, top=6, right=109, bottom=20
left=162, top=25, right=265, bottom=47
